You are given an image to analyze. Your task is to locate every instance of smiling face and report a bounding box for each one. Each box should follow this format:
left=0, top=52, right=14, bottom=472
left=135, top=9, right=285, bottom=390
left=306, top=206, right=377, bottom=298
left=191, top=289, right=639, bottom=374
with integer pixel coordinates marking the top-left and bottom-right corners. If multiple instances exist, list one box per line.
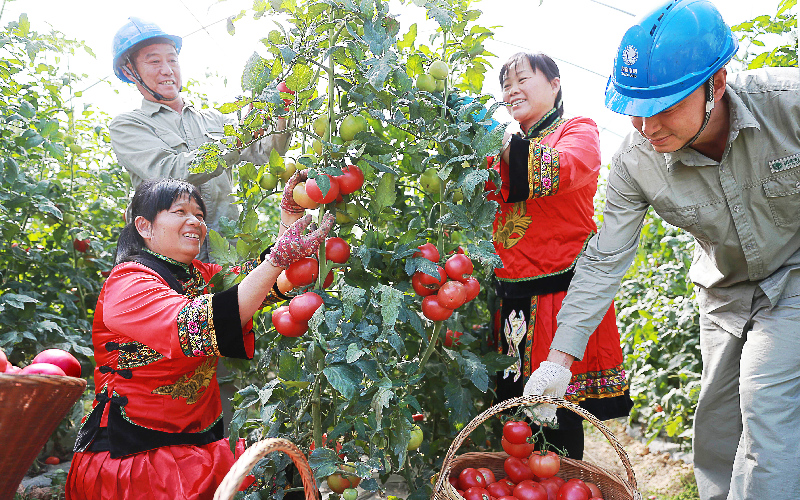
left=129, top=42, right=182, bottom=104
left=502, top=57, right=560, bottom=133
left=136, top=194, right=206, bottom=264
left=630, top=84, right=708, bottom=153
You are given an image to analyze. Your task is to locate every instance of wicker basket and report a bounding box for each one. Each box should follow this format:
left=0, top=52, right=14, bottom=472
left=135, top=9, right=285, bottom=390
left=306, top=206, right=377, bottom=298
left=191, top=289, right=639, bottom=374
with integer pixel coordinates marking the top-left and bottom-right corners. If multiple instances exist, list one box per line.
left=214, top=438, right=319, bottom=500
left=432, top=395, right=642, bottom=500
left=0, top=374, right=87, bottom=499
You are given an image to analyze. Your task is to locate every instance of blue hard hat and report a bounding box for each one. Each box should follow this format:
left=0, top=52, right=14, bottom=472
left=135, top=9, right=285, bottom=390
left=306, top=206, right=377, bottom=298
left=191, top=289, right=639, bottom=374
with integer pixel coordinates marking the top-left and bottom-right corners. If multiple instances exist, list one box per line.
left=604, top=0, right=738, bottom=117
left=112, top=17, right=182, bottom=83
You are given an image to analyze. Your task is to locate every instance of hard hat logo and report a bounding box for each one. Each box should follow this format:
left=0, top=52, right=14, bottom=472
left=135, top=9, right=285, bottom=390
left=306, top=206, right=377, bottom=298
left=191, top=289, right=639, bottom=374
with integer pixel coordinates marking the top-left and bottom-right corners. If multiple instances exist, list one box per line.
left=622, top=46, right=638, bottom=66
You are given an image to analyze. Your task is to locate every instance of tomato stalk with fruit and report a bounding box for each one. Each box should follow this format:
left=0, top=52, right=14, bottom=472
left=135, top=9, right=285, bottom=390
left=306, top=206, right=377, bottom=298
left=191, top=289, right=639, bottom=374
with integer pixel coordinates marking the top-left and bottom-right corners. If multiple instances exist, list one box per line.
left=192, top=0, right=509, bottom=496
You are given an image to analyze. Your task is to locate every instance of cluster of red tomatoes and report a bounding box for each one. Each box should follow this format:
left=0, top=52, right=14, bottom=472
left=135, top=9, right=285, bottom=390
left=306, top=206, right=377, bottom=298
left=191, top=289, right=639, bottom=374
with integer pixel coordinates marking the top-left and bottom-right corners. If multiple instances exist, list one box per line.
left=0, top=347, right=82, bottom=378
left=449, top=421, right=604, bottom=500
left=412, top=243, right=480, bottom=321
left=292, top=165, right=365, bottom=209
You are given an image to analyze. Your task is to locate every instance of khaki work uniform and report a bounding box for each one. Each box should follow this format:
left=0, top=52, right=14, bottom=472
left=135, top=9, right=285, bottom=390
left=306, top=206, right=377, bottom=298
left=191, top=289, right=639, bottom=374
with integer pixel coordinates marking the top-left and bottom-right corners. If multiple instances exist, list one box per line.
left=552, top=67, right=800, bottom=500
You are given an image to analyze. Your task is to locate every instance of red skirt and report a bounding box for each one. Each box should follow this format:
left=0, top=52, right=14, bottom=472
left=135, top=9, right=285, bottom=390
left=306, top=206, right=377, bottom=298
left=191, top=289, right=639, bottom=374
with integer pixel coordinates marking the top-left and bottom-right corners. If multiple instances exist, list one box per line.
left=66, top=438, right=246, bottom=500
left=494, top=291, right=631, bottom=419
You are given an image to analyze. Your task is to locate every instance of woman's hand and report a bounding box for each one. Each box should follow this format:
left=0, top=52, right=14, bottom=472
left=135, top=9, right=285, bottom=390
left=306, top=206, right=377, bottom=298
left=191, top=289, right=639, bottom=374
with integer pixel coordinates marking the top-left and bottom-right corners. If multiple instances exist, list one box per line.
left=279, top=169, right=309, bottom=214
left=266, top=213, right=335, bottom=268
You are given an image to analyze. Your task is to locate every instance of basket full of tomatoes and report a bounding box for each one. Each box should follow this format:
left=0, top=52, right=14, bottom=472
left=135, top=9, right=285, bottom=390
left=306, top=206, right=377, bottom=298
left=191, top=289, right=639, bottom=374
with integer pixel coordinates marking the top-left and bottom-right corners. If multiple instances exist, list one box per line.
left=432, top=396, right=642, bottom=500
left=0, top=348, right=87, bottom=499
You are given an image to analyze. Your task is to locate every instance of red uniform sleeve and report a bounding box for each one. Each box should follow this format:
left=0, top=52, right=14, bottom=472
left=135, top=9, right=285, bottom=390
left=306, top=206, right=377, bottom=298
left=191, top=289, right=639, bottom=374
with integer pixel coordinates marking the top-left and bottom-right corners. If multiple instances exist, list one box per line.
left=499, top=117, right=602, bottom=203
left=103, top=262, right=253, bottom=360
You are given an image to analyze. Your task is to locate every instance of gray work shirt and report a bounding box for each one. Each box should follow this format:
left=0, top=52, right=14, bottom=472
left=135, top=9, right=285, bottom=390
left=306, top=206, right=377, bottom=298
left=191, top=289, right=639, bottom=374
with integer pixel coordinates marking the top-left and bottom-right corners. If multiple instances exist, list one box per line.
left=552, top=67, right=800, bottom=359
left=110, top=98, right=290, bottom=237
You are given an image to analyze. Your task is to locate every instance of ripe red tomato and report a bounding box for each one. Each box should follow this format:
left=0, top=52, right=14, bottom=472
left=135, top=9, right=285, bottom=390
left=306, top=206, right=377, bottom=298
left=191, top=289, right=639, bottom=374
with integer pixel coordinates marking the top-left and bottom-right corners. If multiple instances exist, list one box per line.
left=73, top=238, right=90, bottom=253
left=463, top=276, right=480, bottom=302
left=557, top=479, right=590, bottom=500
left=496, top=496, right=517, bottom=500
left=487, top=481, right=513, bottom=498
left=323, top=270, right=334, bottom=288
left=31, top=349, right=81, bottom=377
left=0, top=349, right=7, bottom=373
left=514, top=480, right=548, bottom=500
left=412, top=413, right=425, bottom=422
left=326, top=472, right=359, bottom=494
left=286, top=257, right=319, bottom=286
left=476, top=468, right=496, bottom=485
left=325, top=237, right=351, bottom=264
left=437, top=281, right=466, bottom=309
left=412, top=272, right=437, bottom=296
left=528, top=451, right=560, bottom=479
left=289, top=292, right=324, bottom=322
left=20, top=362, right=66, bottom=376
left=277, top=81, right=295, bottom=106
left=418, top=266, right=446, bottom=289
left=444, top=329, right=462, bottom=347
left=445, top=253, right=473, bottom=282
left=421, top=295, right=452, bottom=321
left=501, top=436, right=534, bottom=459
left=448, top=477, right=460, bottom=489
left=584, top=482, right=602, bottom=499
left=463, top=487, right=491, bottom=500
left=5, top=365, right=21, bottom=374
left=503, top=420, right=533, bottom=445
left=272, top=306, right=308, bottom=337
left=539, top=476, right=565, bottom=500
left=44, top=456, right=60, bottom=465
left=458, top=468, right=487, bottom=491
left=305, top=176, right=340, bottom=204
left=413, top=242, right=440, bottom=262
left=337, top=165, right=365, bottom=195
left=503, top=456, right=533, bottom=484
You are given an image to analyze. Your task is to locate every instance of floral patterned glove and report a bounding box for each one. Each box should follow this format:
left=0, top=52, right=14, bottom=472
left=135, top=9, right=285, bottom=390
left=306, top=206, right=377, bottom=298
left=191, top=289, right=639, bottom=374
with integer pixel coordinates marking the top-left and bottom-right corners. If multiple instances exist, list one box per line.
left=522, top=361, right=573, bottom=424
left=265, top=213, right=335, bottom=268
left=279, top=169, right=309, bottom=214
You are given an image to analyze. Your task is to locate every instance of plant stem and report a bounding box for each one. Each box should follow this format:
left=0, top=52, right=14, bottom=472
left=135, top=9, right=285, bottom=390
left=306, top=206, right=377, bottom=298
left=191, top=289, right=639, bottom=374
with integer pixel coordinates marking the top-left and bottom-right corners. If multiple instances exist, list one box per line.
left=415, top=321, right=442, bottom=376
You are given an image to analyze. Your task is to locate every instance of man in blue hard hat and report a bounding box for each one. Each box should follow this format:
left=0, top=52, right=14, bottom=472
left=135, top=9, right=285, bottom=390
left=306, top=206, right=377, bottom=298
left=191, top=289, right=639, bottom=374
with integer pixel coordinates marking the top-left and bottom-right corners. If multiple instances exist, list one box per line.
left=110, top=17, right=291, bottom=262
left=521, top=1, right=800, bottom=499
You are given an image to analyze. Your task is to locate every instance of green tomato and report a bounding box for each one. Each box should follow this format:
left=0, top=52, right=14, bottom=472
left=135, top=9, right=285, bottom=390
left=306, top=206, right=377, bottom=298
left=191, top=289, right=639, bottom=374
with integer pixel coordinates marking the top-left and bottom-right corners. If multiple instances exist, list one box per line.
left=330, top=136, right=345, bottom=159
left=452, top=188, right=463, bottom=203
left=340, top=115, right=367, bottom=142
left=416, top=74, right=436, bottom=93
left=313, top=115, right=329, bottom=138
left=63, top=213, right=76, bottom=224
left=68, top=144, right=83, bottom=154
left=429, top=60, right=449, bottom=80
left=259, top=172, right=279, bottom=190
left=407, top=425, right=423, bottom=450
left=312, top=139, right=323, bottom=156
left=280, top=159, right=297, bottom=183
left=420, top=167, right=440, bottom=193
left=435, top=78, right=445, bottom=92
left=342, top=489, right=358, bottom=500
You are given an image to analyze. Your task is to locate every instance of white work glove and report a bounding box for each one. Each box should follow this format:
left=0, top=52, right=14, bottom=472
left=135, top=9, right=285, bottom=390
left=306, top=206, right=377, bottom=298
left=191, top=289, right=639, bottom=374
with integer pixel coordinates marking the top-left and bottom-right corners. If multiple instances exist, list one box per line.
left=522, top=361, right=573, bottom=424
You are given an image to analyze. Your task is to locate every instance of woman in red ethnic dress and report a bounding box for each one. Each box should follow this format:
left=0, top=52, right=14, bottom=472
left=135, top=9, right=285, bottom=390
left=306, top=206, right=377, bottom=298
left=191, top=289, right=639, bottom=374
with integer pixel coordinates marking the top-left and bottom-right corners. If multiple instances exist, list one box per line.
left=487, top=52, right=632, bottom=459
left=66, top=176, right=332, bottom=500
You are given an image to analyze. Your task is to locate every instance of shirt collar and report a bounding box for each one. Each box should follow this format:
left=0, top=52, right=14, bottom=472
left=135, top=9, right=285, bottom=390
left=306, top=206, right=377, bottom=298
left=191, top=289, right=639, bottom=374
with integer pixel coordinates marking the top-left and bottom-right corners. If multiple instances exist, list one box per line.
left=142, top=248, right=193, bottom=280
left=663, top=84, right=761, bottom=170
left=140, top=98, right=193, bottom=117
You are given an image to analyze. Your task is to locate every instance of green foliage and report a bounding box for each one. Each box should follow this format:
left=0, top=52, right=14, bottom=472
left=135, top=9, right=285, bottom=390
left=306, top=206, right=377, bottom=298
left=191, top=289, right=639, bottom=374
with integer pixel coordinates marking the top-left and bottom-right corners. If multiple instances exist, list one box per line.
left=731, top=0, right=797, bottom=69
left=216, top=0, right=512, bottom=496
left=615, top=211, right=701, bottom=446
left=0, top=12, right=128, bottom=458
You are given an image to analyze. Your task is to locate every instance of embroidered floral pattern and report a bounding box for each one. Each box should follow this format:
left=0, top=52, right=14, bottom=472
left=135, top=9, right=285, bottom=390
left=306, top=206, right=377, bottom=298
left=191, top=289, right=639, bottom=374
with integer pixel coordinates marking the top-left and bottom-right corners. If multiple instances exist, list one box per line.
left=117, top=341, right=164, bottom=369
left=177, top=294, right=220, bottom=357
left=528, top=142, right=561, bottom=199
left=177, top=268, right=209, bottom=299
left=565, top=365, right=629, bottom=402
left=523, top=296, right=538, bottom=378
left=151, top=357, right=217, bottom=404
left=494, top=202, right=532, bottom=250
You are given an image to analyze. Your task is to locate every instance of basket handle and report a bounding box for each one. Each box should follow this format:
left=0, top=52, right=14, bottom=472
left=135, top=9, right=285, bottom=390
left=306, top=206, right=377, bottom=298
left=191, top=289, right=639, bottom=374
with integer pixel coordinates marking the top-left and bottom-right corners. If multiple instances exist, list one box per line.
left=433, top=395, right=638, bottom=496
left=214, top=437, right=320, bottom=500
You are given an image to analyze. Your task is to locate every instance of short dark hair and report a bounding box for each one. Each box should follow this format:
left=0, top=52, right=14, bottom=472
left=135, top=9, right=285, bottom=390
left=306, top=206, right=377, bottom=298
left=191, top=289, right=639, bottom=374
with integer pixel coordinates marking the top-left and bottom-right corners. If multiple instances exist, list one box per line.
left=499, top=52, right=563, bottom=112
left=114, top=178, right=206, bottom=265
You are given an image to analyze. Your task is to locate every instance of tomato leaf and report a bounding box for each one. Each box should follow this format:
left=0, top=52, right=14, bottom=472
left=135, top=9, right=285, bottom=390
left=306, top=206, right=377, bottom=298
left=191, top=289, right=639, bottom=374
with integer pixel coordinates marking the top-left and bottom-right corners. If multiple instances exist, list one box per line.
left=323, top=364, right=361, bottom=400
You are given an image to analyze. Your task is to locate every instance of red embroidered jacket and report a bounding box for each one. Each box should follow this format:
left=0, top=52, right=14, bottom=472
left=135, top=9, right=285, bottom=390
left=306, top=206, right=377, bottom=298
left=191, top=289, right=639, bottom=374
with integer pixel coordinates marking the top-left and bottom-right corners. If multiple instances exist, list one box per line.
left=76, top=251, right=285, bottom=457
left=486, top=116, right=603, bottom=294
